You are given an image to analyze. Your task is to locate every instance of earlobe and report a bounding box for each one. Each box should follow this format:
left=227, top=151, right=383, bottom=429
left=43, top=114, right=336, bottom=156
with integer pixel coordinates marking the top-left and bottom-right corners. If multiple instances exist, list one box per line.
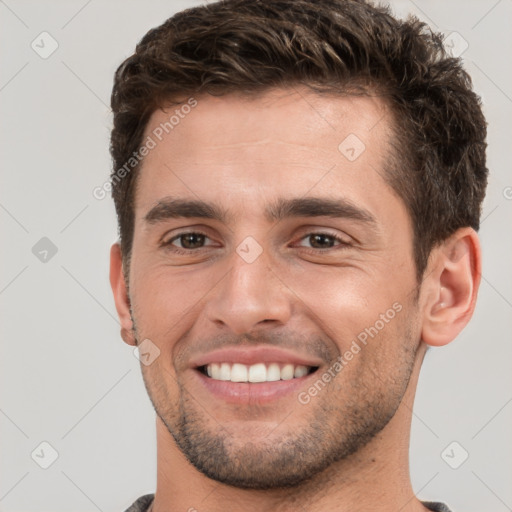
left=109, top=242, right=137, bottom=346
left=421, top=228, right=481, bottom=347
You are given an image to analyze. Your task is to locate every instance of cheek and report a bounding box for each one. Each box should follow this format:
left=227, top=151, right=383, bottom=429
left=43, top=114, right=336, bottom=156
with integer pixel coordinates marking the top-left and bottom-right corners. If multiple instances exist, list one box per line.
left=284, top=264, right=405, bottom=345
left=128, top=261, right=229, bottom=370
left=329, top=303, right=419, bottom=401
left=133, top=265, right=206, bottom=315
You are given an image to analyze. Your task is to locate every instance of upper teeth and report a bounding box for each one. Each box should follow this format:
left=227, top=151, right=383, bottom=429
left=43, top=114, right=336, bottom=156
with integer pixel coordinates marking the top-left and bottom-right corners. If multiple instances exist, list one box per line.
left=205, top=363, right=311, bottom=383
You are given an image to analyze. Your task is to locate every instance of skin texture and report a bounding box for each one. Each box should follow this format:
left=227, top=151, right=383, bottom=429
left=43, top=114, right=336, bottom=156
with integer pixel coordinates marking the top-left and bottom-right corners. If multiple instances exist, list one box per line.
left=110, top=87, right=481, bottom=512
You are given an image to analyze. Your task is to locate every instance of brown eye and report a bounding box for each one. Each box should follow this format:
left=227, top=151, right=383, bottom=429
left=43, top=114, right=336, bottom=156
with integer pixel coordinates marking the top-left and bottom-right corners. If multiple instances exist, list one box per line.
left=308, top=233, right=337, bottom=249
left=177, top=233, right=205, bottom=248
left=167, top=232, right=208, bottom=249
left=294, top=231, right=352, bottom=252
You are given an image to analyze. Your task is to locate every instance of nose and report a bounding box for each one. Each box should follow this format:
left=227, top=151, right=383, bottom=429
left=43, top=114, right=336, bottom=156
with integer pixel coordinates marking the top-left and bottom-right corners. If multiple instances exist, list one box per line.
left=205, top=249, right=293, bottom=334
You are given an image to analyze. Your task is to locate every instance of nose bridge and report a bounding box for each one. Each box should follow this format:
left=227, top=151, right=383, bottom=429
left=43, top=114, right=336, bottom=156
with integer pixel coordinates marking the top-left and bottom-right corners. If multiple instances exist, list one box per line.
left=206, top=244, right=292, bottom=334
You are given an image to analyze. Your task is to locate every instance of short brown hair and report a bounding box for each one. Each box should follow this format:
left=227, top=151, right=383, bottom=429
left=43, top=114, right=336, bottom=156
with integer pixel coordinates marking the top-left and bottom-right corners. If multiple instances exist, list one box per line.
left=110, top=0, right=488, bottom=280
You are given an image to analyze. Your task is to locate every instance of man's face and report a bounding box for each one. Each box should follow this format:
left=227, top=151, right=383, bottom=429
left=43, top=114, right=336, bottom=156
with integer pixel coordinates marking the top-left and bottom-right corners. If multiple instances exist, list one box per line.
left=126, top=88, right=422, bottom=488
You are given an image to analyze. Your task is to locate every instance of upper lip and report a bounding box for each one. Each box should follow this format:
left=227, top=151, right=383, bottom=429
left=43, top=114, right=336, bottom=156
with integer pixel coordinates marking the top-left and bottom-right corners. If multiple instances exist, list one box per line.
left=190, top=346, right=323, bottom=368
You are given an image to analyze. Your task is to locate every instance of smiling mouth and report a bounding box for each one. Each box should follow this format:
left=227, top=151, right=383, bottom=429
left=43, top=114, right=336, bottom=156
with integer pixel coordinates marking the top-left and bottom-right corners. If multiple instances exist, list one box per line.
left=198, top=362, right=319, bottom=383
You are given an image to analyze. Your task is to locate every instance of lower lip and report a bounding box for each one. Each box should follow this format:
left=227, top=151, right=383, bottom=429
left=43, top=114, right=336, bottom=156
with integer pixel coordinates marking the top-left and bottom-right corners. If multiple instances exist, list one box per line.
left=193, top=369, right=318, bottom=404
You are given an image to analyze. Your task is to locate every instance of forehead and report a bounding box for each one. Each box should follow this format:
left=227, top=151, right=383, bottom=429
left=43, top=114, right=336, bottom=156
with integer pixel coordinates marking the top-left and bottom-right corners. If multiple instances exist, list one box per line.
left=135, top=88, right=397, bottom=221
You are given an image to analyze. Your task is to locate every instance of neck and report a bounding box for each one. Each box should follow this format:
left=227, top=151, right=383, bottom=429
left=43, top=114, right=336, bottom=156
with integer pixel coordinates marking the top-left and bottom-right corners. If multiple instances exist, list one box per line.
left=151, top=344, right=429, bottom=512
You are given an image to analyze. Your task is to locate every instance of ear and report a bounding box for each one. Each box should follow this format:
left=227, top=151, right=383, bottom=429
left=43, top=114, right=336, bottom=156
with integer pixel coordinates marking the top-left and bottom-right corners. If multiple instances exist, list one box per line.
left=109, top=242, right=136, bottom=346
left=421, top=227, right=481, bottom=347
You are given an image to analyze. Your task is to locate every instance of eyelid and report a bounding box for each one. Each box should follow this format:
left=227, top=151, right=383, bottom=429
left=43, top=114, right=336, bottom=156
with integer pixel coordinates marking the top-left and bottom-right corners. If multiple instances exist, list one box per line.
left=292, top=229, right=353, bottom=247
left=159, top=224, right=214, bottom=243
left=159, top=227, right=354, bottom=252
left=165, top=231, right=214, bottom=247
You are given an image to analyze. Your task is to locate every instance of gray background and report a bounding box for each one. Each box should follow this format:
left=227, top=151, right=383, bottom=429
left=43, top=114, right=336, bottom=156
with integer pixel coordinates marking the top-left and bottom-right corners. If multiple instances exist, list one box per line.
left=1, top=1, right=511, bottom=511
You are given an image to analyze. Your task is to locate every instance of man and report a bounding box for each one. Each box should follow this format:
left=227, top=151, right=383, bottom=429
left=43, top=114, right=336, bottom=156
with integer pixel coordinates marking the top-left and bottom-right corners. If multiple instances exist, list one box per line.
left=109, top=0, right=488, bottom=510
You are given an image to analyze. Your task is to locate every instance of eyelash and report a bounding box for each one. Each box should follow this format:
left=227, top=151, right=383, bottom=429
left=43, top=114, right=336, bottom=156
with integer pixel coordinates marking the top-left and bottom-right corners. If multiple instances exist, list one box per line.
left=162, top=231, right=215, bottom=256
left=162, top=230, right=351, bottom=255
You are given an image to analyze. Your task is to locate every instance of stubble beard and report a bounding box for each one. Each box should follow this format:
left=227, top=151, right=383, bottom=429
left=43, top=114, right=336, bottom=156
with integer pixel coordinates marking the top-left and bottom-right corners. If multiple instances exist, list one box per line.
left=132, top=313, right=419, bottom=490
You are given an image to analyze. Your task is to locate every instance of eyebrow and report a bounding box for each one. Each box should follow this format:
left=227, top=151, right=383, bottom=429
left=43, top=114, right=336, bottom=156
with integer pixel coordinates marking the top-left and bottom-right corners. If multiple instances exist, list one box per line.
left=143, top=196, right=377, bottom=226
